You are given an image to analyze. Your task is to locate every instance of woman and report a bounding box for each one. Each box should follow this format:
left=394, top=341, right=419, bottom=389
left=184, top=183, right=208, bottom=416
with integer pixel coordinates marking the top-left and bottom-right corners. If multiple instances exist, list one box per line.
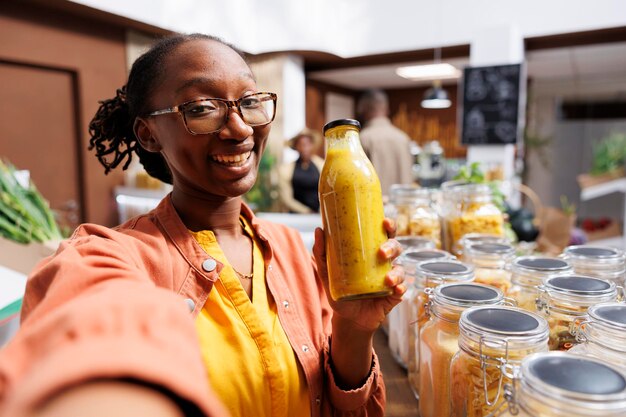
left=0, top=34, right=405, bottom=417
left=279, top=129, right=324, bottom=213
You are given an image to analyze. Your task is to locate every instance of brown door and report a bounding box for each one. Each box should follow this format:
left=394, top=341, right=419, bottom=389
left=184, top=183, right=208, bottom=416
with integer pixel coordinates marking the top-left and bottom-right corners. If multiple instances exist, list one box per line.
left=0, top=62, right=83, bottom=230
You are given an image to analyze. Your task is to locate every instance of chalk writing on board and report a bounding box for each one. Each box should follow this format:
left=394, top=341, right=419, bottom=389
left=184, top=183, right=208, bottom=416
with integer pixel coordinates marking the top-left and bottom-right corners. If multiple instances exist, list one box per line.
left=461, top=63, right=522, bottom=145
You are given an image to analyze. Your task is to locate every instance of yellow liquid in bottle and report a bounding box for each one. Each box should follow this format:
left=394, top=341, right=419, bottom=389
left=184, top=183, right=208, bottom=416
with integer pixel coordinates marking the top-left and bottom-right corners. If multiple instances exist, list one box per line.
left=319, top=127, right=391, bottom=301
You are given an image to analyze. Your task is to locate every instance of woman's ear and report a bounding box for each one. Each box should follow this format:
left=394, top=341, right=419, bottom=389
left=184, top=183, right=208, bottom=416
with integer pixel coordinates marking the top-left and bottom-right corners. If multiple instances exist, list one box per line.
left=133, top=118, right=162, bottom=153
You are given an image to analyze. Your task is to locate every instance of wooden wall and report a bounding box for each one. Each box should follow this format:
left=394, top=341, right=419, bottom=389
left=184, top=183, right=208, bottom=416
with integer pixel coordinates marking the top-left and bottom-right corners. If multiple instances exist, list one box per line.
left=305, top=79, right=466, bottom=158
left=0, top=2, right=129, bottom=227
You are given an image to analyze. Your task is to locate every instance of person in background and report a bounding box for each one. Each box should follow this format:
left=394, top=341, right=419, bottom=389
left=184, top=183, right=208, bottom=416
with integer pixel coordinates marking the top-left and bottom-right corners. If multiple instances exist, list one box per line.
left=0, top=34, right=405, bottom=417
left=278, top=129, right=324, bottom=213
left=357, top=89, right=414, bottom=197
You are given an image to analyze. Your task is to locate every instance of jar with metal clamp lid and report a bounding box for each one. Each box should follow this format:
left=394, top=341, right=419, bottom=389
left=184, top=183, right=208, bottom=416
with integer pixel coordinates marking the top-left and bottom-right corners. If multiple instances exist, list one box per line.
left=562, top=245, right=626, bottom=286
left=569, top=302, right=626, bottom=368
left=449, top=306, right=549, bottom=417
left=499, top=352, right=626, bottom=417
left=419, top=283, right=507, bottom=417
left=408, top=259, right=474, bottom=399
left=536, top=275, right=619, bottom=351
left=508, top=257, right=573, bottom=312
left=443, top=184, right=505, bottom=255
left=396, top=236, right=436, bottom=252
left=388, top=248, right=454, bottom=368
left=388, top=185, right=442, bottom=248
left=458, top=232, right=511, bottom=261
left=464, top=242, right=516, bottom=294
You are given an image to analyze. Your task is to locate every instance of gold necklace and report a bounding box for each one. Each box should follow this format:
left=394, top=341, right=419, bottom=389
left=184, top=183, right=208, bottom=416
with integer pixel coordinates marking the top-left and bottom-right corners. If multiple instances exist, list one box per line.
left=232, top=268, right=253, bottom=280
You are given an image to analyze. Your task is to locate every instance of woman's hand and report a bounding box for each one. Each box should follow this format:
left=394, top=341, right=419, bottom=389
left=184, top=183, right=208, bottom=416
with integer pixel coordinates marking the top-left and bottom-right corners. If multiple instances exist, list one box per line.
left=313, top=219, right=406, bottom=389
left=313, top=218, right=406, bottom=333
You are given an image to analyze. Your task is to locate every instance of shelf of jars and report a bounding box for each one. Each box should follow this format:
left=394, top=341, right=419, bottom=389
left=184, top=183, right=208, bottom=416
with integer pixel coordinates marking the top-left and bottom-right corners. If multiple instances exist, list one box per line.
left=383, top=181, right=626, bottom=417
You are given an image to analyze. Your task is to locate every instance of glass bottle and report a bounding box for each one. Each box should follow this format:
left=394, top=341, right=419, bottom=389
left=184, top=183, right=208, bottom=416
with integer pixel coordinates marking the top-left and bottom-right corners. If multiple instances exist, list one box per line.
left=464, top=242, right=516, bottom=294
left=408, top=259, right=474, bottom=399
left=388, top=248, right=454, bottom=368
left=450, top=306, right=549, bottom=417
left=443, top=184, right=505, bottom=255
left=388, top=185, right=442, bottom=248
left=319, top=119, right=391, bottom=301
left=536, top=275, right=618, bottom=351
left=508, top=257, right=573, bottom=312
left=569, top=302, right=626, bottom=368
left=499, top=352, right=626, bottom=417
left=419, top=283, right=506, bottom=417
left=562, top=245, right=626, bottom=286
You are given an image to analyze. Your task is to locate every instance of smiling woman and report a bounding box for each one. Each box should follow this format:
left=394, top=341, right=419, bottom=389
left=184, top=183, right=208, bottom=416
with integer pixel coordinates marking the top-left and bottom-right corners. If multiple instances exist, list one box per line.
left=0, top=34, right=406, bottom=417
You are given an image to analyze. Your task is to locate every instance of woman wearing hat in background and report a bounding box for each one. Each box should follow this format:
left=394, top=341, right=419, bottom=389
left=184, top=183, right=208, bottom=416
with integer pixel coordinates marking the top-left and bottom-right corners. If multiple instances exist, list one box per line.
left=279, top=129, right=324, bottom=213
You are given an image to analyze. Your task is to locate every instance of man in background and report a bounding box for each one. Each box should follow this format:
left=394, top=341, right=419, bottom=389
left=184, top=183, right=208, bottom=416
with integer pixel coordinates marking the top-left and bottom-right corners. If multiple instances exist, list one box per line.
left=357, top=89, right=414, bottom=197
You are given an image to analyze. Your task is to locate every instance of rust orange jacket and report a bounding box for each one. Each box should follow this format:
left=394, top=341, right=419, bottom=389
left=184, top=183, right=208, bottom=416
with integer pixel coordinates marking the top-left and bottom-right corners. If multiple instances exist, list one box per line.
left=0, top=196, right=385, bottom=417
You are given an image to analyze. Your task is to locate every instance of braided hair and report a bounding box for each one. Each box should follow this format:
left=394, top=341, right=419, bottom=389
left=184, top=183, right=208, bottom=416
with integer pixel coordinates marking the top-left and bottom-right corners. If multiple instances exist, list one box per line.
left=88, top=33, right=246, bottom=184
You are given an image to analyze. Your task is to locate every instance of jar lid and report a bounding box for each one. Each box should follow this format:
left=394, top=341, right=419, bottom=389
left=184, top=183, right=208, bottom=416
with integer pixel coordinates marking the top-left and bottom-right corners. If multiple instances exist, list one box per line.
left=564, top=245, right=624, bottom=260
left=544, top=275, right=615, bottom=296
left=469, top=243, right=515, bottom=255
left=588, top=303, right=626, bottom=329
left=437, top=283, right=503, bottom=305
left=523, top=352, right=626, bottom=396
left=404, top=249, right=451, bottom=262
left=323, top=118, right=360, bottom=134
left=461, top=306, right=547, bottom=336
left=416, top=260, right=474, bottom=284
left=396, top=236, right=436, bottom=251
left=389, top=185, right=431, bottom=204
left=513, top=256, right=572, bottom=272
left=459, top=233, right=511, bottom=251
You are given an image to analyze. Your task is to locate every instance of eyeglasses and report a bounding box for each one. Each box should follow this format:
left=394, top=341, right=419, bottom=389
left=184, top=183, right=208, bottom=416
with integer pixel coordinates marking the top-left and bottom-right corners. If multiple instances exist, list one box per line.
left=146, top=92, right=277, bottom=135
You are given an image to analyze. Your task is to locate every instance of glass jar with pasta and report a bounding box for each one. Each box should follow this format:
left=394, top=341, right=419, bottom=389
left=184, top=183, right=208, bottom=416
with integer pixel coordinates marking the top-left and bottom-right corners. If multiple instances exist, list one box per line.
left=562, top=245, right=626, bottom=286
left=508, top=257, right=573, bottom=312
left=408, top=259, right=474, bottom=399
left=569, top=302, right=626, bottom=369
left=444, top=184, right=505, bottom=255
left=419, top=283, right=506, bottom=417
left=388, top=248, right=454, bottom=368
left=536, top=275, right=618, bottom=351
left=464, top=242, right=515, bottom=294
left=450, top=306, right=549, bottom=417
left=498, top=352, right=626, bottom=417
left=389, top=185, right=442, bottom=248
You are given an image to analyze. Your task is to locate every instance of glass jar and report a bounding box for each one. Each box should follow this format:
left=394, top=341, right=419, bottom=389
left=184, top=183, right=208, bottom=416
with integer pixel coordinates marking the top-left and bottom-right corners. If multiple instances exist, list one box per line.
left=408, top=260, right=474, bottom=399
left=499, top=352, right=626, bottom=417
left=536, top=275, right=618, bottom=351
left=458, top=232, right=511, bottom=261
left=443, top=184, right=505, bottom=255
left=389, top=248, right=454, bottom=368
left=508, top=257, right=573, bottom=312
left=319, top=119, right=391, bottom=301
left=562, top=245, right=626, bottom=286
left=389, top=185, right=442, bottom=248
left=464, top=242, right=516, bottom=294
left=419, top=283, right=506, bottom=417
left=569, top=302, right=626, bottom=369
left=396, top=236, right=436, bottom=252
left=450, top=306, right=549, bottom=417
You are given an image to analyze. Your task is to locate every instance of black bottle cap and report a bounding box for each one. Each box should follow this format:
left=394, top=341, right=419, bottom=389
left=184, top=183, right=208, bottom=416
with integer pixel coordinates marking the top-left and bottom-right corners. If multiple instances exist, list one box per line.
left=323, top=119, right=361, bottom=134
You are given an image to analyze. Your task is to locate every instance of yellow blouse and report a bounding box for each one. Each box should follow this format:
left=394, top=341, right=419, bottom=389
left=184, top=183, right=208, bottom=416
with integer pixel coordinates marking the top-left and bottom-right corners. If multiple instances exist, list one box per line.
left=191, top=218, right=310, bottom=417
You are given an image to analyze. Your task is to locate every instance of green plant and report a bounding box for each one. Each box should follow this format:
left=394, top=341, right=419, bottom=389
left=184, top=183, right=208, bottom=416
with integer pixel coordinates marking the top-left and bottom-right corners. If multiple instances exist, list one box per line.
left=560, top=195, right=576, bottom=216
left=454, top=162, right=506, bottom=211
left=591, top=132, right=626, bottom=176
left=0, top=159, right=63, bottom=244
left=245, top=152, right=277, bottom=212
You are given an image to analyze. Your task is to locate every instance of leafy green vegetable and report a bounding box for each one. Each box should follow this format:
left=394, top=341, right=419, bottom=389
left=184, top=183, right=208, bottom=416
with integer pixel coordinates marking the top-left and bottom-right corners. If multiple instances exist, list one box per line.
left=453, top=162, right=506, bottom=212
left=0, top=159, right=63, bottom=244
left=591, top=132, right=626, bottom=176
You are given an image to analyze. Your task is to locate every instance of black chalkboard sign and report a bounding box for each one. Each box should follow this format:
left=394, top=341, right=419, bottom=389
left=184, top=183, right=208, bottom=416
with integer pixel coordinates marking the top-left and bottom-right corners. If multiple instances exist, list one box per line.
left=460, top=63, right=523, bottom=145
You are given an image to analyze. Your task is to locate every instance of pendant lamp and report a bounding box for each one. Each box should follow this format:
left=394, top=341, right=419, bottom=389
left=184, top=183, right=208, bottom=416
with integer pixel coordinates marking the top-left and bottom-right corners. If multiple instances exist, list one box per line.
left=421, top=47, right=451, bottom=109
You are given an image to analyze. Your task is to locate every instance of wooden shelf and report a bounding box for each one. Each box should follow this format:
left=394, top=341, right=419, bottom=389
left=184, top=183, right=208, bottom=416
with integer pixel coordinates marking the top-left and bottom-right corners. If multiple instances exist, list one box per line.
left=580, top=178, right=626, bottom=201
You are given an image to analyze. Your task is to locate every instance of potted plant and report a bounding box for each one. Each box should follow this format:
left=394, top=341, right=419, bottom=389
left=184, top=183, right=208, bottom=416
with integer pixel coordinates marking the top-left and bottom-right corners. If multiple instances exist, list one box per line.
left=577, top=132, right=626, bottom=189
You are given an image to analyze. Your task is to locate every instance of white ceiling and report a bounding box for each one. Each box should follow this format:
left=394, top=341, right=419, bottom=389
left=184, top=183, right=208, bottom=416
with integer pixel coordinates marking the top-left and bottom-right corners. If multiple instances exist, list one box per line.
left=308, top=42, right=626, bottom=90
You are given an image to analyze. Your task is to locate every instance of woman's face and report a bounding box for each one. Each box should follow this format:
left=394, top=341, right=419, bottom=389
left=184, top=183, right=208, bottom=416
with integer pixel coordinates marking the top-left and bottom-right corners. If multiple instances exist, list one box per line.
left=295, top=135, right=314, bottom=161
left=142, top=39, right=271, bottom=199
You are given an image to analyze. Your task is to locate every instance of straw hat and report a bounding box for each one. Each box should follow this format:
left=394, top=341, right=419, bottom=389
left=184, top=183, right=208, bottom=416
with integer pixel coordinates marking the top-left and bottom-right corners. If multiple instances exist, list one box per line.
left=286, top=128, right=323, bottom=151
